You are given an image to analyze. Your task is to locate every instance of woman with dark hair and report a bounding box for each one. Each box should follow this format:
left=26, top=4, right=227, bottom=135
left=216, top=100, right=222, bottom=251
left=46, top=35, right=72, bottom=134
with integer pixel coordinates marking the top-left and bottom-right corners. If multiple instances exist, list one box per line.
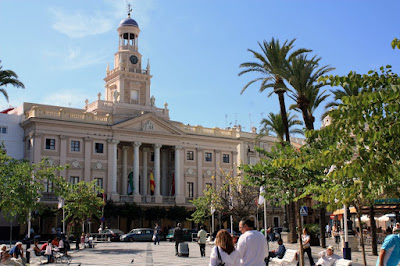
left=297, top=228, right=315, bottom=266
left=209, top=230, right=239, bottom=266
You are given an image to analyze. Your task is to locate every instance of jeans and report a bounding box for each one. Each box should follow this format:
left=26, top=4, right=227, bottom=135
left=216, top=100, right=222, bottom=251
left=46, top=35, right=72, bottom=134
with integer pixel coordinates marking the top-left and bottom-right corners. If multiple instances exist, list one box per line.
left=297, top=247, right=315, bottom=266
left=153, top=234, right=160, bottom=245
left=199, top=243, right=205, bottom=257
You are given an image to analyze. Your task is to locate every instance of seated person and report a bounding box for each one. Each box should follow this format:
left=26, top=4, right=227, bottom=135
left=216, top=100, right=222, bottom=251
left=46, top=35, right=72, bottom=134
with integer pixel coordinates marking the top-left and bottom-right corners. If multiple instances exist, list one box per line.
left=51, top=236, right=59, bottom=247
left=1, top=244, right=15, bottom=265
left=58, top=237, right=67, bottom=253
left=265, top=238, right=286, bottom=265
left=9, top=241, right=26, bottom=265
left=316, top=246, right=341, bottom=266
left=33, top=240, right=45, bottom=256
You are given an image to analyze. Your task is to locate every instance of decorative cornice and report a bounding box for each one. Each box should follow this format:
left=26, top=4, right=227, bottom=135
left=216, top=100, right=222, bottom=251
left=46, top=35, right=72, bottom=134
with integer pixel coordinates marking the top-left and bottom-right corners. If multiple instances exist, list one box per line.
left=108, top=139, right=120, bottom=145
left=153, top=143, right=162, bottom=149
left=196, top=148, right=204, bottom=152
left=174, top=145, right=183, bottom=151
left=133, top=141, right=142, bottom=147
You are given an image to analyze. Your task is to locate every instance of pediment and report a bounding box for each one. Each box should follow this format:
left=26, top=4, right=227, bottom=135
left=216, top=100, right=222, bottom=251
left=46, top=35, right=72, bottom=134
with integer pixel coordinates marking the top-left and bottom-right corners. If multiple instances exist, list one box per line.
left=113, top=113, right=185, bottom=135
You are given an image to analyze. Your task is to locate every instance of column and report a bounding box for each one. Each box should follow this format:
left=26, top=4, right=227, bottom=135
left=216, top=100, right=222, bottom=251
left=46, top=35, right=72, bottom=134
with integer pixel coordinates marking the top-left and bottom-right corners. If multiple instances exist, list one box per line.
left=232, top=151, right=238, bottom=178
left=142, top=148, right=149, bottom=196
left=122, top=146, right=128, bottom=195
left=174, top=145, right=184, bottom=203
left=132, top=142, right=141, bottom=196
left=161, top=149, right=168, bottom=196
left=107, top=139, right=119, bottom=201
left=84, top=137, right=92, bottom=183
left=59, top=135, right=67, bottom=178
left=32, top=133, right=42, bottom=165
left=196, top=148, right=203, bottom=197
left=215, top=150, right=221, bottom=188
left=153, top=144, right=162, bottom=196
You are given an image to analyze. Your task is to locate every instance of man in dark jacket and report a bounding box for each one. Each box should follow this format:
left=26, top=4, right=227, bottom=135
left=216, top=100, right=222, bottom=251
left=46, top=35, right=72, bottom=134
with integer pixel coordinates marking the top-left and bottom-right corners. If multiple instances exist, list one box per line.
left=173, top=223, right=184, bottom=256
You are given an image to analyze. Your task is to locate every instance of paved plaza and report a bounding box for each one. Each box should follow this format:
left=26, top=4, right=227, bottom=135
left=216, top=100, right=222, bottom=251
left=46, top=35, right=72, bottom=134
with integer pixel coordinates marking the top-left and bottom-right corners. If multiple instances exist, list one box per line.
left=34, top=236, right=383, bottom=266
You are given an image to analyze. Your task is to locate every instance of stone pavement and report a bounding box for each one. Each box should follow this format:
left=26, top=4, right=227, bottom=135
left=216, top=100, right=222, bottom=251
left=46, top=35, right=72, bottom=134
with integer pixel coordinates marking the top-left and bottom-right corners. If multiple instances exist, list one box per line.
left=34, top=236, right=382, bottom=266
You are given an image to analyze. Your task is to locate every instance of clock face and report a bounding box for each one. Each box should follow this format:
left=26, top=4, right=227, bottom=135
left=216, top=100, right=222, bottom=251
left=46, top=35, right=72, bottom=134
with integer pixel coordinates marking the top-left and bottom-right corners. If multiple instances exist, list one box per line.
left=130, top=55, right=138, bottom=64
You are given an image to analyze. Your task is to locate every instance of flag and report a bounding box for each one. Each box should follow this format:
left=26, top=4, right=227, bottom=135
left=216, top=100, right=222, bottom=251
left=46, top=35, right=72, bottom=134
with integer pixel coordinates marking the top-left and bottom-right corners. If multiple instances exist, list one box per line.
left=103, top=192, right=106, bottom=202
left=258, top=186, right=265, bottom=205
left=128, top=172, right=134, bottom=195
left=150, top=171, right=155, bottom=195
left=171, top=171, right=175, bottom=196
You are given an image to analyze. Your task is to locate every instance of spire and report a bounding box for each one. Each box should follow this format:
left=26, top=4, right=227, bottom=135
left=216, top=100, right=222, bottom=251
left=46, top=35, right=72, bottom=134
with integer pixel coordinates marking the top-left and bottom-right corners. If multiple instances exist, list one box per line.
left=106, top=62, right=110, bottom=74
left=147, top=59, right=150, bottom=74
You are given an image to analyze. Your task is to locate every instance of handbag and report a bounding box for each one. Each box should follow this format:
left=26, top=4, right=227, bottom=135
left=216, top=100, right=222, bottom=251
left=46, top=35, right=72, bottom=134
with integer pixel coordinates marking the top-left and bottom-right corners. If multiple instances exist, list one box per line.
left=152, top=235, right=156, bottom=241
left=216, top=247, right=225, bottom=266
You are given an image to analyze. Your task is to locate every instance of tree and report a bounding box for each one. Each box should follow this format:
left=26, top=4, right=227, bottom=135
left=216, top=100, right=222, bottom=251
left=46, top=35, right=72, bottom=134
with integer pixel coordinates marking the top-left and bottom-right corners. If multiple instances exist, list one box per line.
left=189, top=189, right=214, bottom=224
left=239, top=38, right=309, bottom=143
left=284, top=53, right=334, bottom=248
left=259, top=112, right=303, bottom=142
left=0, top=146, right=63, bottom=224
left=0, top=61, right=25, bottom=102
left=53, top=178, right=105, bottom=236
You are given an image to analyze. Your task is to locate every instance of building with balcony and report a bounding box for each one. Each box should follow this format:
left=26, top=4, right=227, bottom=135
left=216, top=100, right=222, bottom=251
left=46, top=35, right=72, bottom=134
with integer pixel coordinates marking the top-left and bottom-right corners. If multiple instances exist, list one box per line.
left=4, top=11, right=304, bottom=234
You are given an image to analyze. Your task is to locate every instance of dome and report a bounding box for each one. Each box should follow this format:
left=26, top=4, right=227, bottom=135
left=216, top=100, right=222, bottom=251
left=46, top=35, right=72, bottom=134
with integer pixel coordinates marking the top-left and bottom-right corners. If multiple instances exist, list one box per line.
left=119, top=17, right=139, bottom=28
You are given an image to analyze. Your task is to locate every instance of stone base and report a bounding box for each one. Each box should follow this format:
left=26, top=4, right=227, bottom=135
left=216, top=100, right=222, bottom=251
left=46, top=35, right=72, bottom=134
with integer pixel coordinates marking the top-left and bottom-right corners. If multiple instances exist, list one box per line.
left=155, top=195, right=162, bottom=203
left=133, top=194, right=142, bottom=202
left=110, top=193, right=120, bottom=202
left=175, top=195, right=185, bottom=204
left=281, top=232, right=290, bottom=244
left=341, top=235, right=359, bottom=252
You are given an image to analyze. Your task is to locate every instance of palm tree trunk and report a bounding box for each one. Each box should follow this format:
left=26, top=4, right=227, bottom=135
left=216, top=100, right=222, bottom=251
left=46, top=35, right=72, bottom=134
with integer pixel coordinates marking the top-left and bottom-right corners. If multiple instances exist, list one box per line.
left=369, top=205, right=378, bottom=256
left=277, top=91, right=290, bottom=143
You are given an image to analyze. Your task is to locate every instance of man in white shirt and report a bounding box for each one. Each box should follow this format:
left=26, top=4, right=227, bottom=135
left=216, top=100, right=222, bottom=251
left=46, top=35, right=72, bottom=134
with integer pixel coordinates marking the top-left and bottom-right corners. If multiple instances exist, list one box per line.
left=237, top=219, right=268, bottom=266
left=316, top=246, right=341, bottom=266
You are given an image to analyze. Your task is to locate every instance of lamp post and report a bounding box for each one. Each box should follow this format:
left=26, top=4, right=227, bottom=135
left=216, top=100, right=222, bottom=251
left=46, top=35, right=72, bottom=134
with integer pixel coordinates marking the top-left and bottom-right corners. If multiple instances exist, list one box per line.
left=343, top=204, right=351, bottom=259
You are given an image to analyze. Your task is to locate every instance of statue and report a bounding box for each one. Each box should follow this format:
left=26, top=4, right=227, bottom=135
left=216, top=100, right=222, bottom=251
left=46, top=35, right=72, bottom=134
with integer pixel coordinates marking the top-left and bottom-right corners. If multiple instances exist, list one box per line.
left=150, top=95, right=155, bottom=107
left=113, top=90, right=119, bottom=102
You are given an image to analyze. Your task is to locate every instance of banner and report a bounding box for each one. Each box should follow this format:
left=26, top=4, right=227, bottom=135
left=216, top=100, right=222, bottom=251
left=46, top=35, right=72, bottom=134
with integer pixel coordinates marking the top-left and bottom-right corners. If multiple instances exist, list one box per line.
left=150, top=171, right=155, bottom=195
left=128, top=172, right=134, bottom=195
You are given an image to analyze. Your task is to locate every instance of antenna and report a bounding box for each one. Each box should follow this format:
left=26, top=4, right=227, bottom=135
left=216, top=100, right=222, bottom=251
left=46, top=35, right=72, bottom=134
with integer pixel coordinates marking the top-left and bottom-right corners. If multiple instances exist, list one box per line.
left=126, top=1, right=132, bottom=17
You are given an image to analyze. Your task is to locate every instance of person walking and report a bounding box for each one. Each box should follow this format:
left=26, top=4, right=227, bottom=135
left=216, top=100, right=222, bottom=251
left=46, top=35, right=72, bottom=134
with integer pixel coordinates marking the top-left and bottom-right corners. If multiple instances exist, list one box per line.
left=197, top=225, right=208, bottom=257
left=154, top=223, right=161, bottom=245
left=376, top=233, right=400, bottom=266
left=298, top=228, right=315, bottom=266
left=237, top=219, right=268, bottom=266
left=209, top=230, right=240, bottom=266
left=173, top=223, right=184, bottom=256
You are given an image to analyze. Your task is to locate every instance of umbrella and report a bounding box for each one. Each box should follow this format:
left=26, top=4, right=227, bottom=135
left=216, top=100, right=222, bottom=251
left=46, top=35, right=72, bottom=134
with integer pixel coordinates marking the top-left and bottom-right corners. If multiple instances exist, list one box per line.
left=378, top=215, right=390, bottom=222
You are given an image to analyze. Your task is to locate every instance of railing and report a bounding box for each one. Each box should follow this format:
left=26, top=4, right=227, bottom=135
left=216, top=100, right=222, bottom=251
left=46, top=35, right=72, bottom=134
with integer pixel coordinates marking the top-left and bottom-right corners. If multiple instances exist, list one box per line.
left=162, top=196, right=175, bottom=204
left=25, top=106, right=113, bottom=125
left=120, top=195, right=135, bottom=203
left=128, top=68, right=148, bottom=75
left=40, top=192, right=58, bottom=202
left=179, top=124, right=237, bottom=138
left=141, top=195, right=155, bottom=203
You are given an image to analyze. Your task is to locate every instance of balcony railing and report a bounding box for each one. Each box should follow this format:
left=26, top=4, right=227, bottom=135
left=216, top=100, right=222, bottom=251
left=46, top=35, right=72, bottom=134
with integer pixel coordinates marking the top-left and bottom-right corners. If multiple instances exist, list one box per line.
left=162, top=196, right=175, bottom=204
left=40, top=192, right=58, bottom=202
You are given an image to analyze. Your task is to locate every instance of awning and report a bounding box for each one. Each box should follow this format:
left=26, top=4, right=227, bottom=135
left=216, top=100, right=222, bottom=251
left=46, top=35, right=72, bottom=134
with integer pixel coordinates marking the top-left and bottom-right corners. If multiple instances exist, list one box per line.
left=332, top=206, right=357, bottom=215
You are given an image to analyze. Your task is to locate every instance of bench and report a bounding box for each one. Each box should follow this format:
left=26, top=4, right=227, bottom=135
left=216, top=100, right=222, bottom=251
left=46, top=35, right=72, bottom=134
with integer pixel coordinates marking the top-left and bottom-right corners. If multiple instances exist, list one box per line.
left=270, top=249, right=297, bottom=266
left=27, top=248, right=47, bottom=265
left=334, top=258, right=352, bottom=266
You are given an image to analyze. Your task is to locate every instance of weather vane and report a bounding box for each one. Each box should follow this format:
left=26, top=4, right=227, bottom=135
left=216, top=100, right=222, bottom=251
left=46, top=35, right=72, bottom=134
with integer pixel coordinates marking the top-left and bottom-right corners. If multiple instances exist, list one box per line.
left=127, top=1, right=132, bottom=17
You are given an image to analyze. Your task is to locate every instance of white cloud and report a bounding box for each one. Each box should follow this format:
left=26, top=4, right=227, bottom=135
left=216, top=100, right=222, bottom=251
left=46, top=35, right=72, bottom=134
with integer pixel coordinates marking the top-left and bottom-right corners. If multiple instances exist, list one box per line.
left=48, top=7, right=113, bottom=38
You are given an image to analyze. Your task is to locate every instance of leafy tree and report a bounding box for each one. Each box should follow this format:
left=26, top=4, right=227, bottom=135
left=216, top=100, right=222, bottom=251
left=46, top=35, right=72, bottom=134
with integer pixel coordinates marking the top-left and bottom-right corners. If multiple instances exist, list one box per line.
left=0, top=61, right=25, bottom=102
left=144, top=207, right=166, bottom=224
left=239, top=38, right=309, bottom=143
left=259, top=112, right=303, bottom=142
left=189, top=189, right=214, bottom=224
left=0, top=147, right=63, bottom=223
left=53, top=178, right=105, bottom=236
left=392, top=38, right=400, bottom=49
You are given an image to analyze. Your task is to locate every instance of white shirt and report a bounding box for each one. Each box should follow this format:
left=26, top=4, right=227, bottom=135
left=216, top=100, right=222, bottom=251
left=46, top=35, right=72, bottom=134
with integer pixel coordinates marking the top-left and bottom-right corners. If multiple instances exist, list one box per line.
left=209, top=246, right=240, bottom=266
left=236, top=230, right=268, bottom=266
left=316, top=250, right=341, bottom=266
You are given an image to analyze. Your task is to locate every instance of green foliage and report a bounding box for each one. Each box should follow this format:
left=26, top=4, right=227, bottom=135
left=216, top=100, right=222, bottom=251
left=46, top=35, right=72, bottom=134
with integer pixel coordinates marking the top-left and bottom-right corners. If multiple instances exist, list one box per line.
left=0, top=61, right=25, bottom=102
left=166, top=206, right=189, bottom=221
left=259, top=112, right=303, bottom=141
left=392, top=38, right=400, bottom=50
left=53, top=178, right=104, bottom=232
left=144, top=206, right=166, bottom=222
left=0, top=146, right=64, bottom=223
left=188, top=189, right=214, bottom=224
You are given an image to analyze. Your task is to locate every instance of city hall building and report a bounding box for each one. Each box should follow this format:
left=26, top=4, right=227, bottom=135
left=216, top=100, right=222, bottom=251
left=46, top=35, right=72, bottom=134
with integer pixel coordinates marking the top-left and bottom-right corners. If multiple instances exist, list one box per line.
left=2, top=12, right=303, bottom=234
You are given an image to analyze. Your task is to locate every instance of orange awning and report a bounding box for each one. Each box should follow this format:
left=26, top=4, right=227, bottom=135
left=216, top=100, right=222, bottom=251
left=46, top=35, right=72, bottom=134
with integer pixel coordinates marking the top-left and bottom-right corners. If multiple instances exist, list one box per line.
left=332, top=206, right=357, bottom=215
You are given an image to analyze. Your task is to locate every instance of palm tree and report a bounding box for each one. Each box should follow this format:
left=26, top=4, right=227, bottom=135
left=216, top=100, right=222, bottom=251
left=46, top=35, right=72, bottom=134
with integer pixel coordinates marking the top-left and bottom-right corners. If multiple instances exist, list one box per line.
left=284, top=54, right=334, bottom=130
left=0, top=61, right=25, bottom=102
left=259, top=112, right=303, bottom=142
left=321, top=83, right=362, bottom=120
left=239, top=38, right=310, bottom=143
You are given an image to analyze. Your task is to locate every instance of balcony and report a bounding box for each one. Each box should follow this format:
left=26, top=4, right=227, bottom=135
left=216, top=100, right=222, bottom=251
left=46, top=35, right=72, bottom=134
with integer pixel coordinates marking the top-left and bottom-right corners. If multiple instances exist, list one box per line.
left=40, top=192, right=58, bottom=202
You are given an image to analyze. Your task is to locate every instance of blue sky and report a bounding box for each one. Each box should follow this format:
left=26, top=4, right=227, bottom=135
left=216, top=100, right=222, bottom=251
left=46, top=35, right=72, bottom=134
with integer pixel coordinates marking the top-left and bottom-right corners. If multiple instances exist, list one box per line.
left=1, top=0, right=399, bottom=134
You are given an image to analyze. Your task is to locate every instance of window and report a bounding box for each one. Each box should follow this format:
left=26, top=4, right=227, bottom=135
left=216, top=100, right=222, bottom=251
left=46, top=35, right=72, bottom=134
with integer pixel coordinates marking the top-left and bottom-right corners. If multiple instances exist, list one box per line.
left=95, top=178, right=103, bottom=193
left=95, top=143, right=104, bottom=153
left=70, top=176, right=79, bottom=184
left=130, top=90, right=139, bottom=101
left=71, top=140, right=80, bottom=152
left=0, top=126, right=7, bottom=134
left=150, top=152, right=155, bottom=162
left=187, top=182, right=194, bottom=197
left=223, top=154, right=230, bottom=163
left=44, top=179, right=53, bottom=192
left=45, top=138, right=55, bottom=150
left=205, top=152, right=212, bottom=162
left=186, top=151, right=194, bottom=161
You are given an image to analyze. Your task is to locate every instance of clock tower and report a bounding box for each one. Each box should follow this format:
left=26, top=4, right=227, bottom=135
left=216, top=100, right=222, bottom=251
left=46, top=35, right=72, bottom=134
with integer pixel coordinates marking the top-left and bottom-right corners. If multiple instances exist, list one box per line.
left=104, top=9, right=151, bottom=107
